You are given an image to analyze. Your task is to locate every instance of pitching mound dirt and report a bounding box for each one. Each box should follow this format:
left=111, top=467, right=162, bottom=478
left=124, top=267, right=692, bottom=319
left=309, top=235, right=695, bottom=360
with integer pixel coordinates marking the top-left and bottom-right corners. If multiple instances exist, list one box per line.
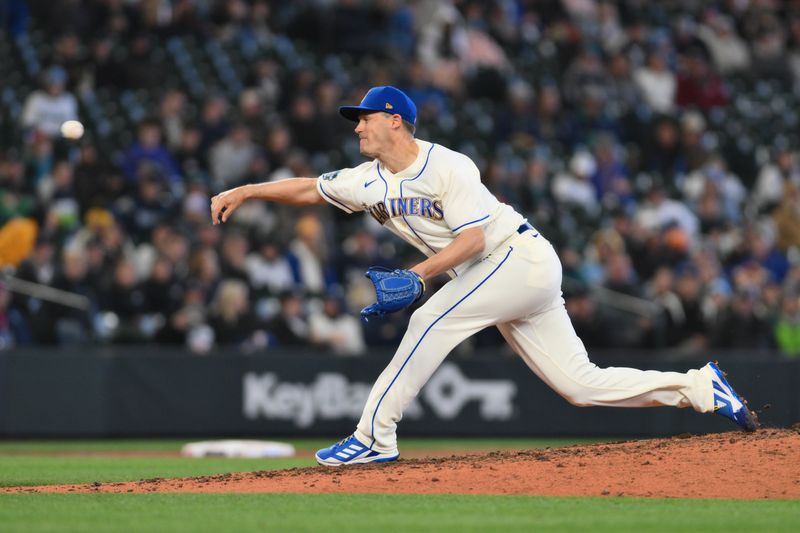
left=9, top=429, right=800, bottom=499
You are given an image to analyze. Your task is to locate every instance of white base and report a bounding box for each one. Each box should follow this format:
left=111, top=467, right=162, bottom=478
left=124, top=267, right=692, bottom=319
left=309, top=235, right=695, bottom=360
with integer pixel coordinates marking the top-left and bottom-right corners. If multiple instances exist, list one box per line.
left=181, top=440, right=295, bottom=458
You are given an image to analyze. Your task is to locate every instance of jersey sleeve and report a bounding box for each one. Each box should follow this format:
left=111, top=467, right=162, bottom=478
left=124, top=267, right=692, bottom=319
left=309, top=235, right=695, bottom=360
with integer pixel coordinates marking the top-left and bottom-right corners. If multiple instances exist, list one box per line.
left=316, top=166, right=365, bottom=214
left=441, top=157, right=491, bottom=234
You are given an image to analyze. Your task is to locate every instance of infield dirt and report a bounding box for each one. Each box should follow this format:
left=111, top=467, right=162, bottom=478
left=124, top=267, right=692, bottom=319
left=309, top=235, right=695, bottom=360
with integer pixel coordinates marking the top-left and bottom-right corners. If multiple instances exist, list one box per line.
left=8, top=429, right=800, bottom=499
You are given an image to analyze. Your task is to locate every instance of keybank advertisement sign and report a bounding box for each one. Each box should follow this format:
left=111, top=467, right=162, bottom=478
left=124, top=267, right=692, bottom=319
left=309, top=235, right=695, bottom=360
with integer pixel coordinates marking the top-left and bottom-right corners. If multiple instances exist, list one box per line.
left=243, top=363, right=518, bottom=427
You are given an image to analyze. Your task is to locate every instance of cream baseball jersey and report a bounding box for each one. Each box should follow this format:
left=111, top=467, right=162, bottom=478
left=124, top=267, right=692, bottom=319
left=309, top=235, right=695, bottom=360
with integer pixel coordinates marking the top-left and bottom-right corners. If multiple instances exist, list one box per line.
left=316, top=139, right=526, bottom=276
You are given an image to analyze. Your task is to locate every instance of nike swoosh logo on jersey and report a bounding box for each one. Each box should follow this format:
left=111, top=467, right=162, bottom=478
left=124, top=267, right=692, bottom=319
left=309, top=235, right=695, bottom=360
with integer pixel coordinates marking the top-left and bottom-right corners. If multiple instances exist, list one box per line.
left=364, top=179, right=378, bottom=188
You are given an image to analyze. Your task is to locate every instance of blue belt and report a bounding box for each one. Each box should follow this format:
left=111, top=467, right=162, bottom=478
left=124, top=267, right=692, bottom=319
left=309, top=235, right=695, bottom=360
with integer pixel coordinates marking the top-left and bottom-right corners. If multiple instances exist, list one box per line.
left=517, top=222, right=534, bottom=234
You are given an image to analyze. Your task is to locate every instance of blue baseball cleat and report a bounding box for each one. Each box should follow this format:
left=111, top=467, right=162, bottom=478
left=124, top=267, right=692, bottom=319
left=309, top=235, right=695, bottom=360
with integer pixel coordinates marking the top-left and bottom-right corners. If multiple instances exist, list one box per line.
left=315, top=435, right=399, bottom=466
left=707, top=362, right=759, bottom=432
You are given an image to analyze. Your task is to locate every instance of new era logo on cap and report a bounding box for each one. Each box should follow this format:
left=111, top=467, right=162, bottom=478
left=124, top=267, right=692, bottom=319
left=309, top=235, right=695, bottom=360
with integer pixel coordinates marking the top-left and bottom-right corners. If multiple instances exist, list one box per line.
left=339, top=86, right=416, bottom=125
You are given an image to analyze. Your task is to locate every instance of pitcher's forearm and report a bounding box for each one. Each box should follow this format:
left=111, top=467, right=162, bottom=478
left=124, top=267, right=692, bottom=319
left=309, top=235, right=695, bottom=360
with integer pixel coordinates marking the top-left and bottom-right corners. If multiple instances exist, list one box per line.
left=410, top=227, right=486, bottom=281
left=241, top=178, right=325, bottom=205
left=211, top=177, right=325, bottom=224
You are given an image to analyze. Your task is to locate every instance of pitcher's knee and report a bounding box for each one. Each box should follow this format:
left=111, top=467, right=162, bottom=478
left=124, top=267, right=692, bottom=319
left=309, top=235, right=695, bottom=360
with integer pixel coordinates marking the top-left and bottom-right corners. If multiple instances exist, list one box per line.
left=408, top=307, right=439, bottom=331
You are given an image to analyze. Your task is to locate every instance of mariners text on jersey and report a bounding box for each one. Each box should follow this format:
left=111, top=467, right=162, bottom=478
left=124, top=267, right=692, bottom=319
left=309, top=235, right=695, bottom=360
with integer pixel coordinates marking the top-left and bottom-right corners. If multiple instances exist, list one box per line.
left=364, top=197, right=445, bottom=225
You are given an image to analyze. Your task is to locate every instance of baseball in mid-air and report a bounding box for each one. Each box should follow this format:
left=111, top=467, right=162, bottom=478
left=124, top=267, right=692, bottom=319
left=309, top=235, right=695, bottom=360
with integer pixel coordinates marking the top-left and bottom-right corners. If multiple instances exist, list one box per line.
left=60, top=120, right=84, bottom=140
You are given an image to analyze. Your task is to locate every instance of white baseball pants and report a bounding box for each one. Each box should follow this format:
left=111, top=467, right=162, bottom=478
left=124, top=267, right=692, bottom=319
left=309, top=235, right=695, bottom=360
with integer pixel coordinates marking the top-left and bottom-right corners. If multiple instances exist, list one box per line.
left=354, top=230, right=715, bottom=453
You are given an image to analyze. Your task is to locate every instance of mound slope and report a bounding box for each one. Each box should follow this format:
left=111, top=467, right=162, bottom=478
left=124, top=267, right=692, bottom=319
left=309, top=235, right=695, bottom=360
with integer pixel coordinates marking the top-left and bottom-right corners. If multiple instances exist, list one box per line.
left=9, top=429, right=800, bottom=499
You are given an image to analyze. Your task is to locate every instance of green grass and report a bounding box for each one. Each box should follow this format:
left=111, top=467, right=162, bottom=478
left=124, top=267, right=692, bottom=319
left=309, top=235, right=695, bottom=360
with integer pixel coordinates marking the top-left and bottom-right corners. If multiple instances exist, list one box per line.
left=0, top=493, right=797, bottom=533
left=0, top=437, right=606, bottom=487
left=1, top=438, right=793, bottom=532
left=0, top=456, right=312, bottom=487
left=0, top=437, right=605, bottom=454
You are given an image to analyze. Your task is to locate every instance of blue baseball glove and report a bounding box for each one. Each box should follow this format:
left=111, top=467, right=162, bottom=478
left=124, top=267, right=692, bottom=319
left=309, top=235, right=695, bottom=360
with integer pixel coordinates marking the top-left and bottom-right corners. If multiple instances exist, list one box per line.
left=360, top=267, right=425, bottom=321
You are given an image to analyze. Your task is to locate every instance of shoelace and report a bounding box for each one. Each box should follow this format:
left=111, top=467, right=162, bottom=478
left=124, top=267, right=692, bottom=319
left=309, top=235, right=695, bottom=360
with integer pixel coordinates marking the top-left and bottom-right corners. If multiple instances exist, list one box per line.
left=334, top=435, right=353, bottom=448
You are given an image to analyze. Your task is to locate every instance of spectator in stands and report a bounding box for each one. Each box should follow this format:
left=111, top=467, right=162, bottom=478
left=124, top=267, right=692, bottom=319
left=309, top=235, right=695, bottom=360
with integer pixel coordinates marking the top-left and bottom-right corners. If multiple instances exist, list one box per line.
left=564, top=286, right=612, bottom=349
left=532, top=83, right=568, bottom=147
left=562, top=47, right=610, bottom=106
left=644, top=267, right=684, bottom=347
left=747, top=10, right=789, bottom=82
left=22, top=130, right=54, bottom=186
left=208, top=279, right=267, bottom=350
left=678, top=111, right=709, bottom=173
left=415, top=2, right=466, bottom=94
left=0, top=282, right=31, bottom=349
left=73, top=143, right=123, bottom=217
left=86, top=37, right=126, bottom=90
left=43, top=246, right=96, bottom=345
left=403, top=60, right=449, bottom=120
left=314, top=80, right=351, bottom=152
left=773, top=184, right=800, bottom=252
left=268, top=291, right=309, bottom=347
left=174, top=124, right=206, bottom=183
left=188, top=246, right=221, bottom=300
left=20, top=66, right=78, bottom=138
left=182, top=180, right=212, bottom=227
left=636, top=183, right=699, bottom=245
left=122, top=119, right=182, bottom=192
left=245, top=239, right=294, bottom=296
left=263, top=125, right=292, bottom=174
left=493, top=79, right=537, bottom=149
left=633, top=51, right=675, bottom=114
left=605, top=51, right=641, bottom=114
left=114, top=173, right=177, bottom=244
left=711, top=290, right=773, bottom=350
left=142, top=255, right=182, bottom=317
left=591, top=134, right=632, bottom=209
left=682, top=155, right=746, bottom=224
left=219, top=231, right=250, bottom=282
left=287, top=213, right=327, bottom=294
left=738, top=229, right=790, bottom=284
left=641, top=116, right=686, bottom=181
left=788, top=14, right=800, bottom=85
left=210, top=122, right=258, bottom=191
left=52, top=32, right=86, bottom=93
left=603, top=252, right=640, bottom=298
left=155, top=282, right=208, bottom=347
left=675, top=50, right=728, bottom=110
left=552, top=151, right=598, bottom=216
left=159, top=90, right=187, bottom=152
left=673, top=270, right=708, bottom=350
left=101, top=257, right=148, bottom=342
left=36, top=160, right=75, bottom=206
left=697, top=14, right=750, bottom=75
left=309, top=295, right=366, bottom=356
left=569, top=87, right=621, bottom=146
left=774, top=294, right=800, bottom=358
left=753, top=147, right=800, bottom=214
left=247, top=58, right=282, bottom=112
left=286, top=95, right=321, bottom=153
left=199, top=96, right=230, bottom=156
left=122, top=34, right=163, bottom=90
left=238, top=89, right=269, bottom=146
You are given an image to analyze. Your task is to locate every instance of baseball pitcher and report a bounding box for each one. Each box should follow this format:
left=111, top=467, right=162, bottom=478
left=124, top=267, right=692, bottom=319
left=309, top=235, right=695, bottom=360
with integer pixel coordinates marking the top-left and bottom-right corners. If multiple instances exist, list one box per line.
left=210, top=86, right=758, bottom=466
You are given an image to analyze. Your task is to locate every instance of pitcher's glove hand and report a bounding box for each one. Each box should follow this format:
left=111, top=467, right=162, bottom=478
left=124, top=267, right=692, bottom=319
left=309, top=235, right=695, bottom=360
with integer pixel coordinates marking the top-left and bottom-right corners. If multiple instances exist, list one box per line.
left=360, top=267, right=425, bottom=322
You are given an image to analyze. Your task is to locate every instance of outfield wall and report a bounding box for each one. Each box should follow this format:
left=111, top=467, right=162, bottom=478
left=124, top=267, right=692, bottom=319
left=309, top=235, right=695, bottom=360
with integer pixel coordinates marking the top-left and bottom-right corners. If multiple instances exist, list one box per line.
left=0, top=348, right=797, bottom=437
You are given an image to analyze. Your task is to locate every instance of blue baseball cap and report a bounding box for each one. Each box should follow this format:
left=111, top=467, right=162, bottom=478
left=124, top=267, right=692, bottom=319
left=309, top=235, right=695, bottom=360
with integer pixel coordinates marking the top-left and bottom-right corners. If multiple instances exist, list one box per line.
left=44, top=65, right=67, bottom=85
left=339, top=86, right=417, bottom=125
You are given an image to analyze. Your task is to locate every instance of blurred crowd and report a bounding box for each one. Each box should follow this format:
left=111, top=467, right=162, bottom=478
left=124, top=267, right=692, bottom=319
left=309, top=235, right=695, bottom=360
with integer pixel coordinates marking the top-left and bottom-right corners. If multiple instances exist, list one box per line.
left=1, top=0, right=800, bottom=358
